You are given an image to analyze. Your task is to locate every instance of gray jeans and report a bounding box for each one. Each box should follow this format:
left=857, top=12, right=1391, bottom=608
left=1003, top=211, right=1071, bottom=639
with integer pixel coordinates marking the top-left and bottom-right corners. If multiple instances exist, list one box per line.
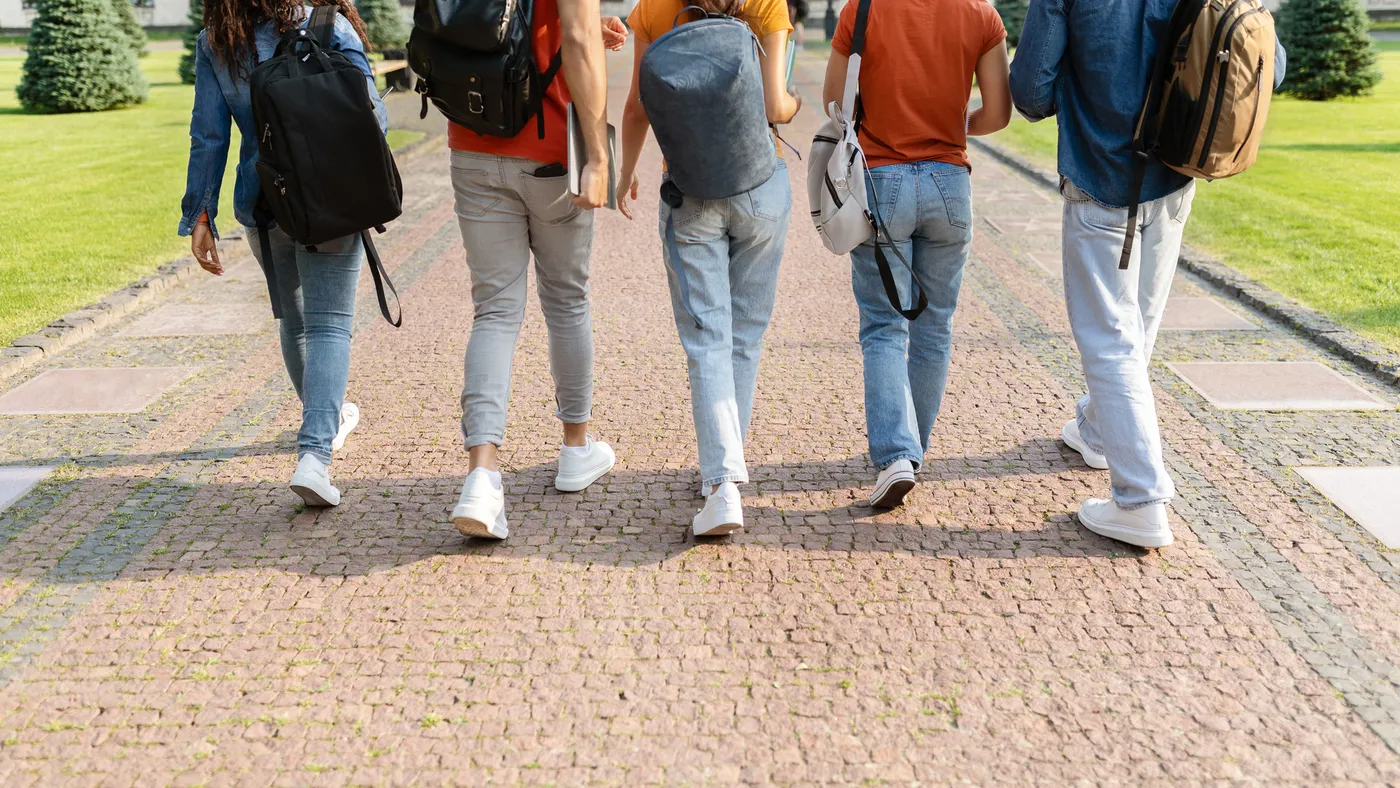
left=1061, top=177, right=1196, bottom=509
left=451, top=151, right=596, bottom=448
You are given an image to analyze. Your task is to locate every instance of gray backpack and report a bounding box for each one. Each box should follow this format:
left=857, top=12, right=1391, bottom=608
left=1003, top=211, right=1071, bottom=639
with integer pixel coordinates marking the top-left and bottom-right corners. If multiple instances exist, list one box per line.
left=638, top=10, right=775, bottom=200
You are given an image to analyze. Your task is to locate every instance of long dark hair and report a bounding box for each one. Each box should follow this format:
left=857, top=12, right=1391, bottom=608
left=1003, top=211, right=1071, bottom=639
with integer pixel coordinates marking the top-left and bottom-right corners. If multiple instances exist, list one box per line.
left=694, top=0, right=745, bottom=13
left=204, top=0, right=371, bottom=77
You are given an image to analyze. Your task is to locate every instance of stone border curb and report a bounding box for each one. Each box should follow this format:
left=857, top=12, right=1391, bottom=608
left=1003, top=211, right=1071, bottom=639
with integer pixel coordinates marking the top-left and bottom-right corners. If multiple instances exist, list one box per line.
left=0, top=132, right=446, bottom=385
left=969, top=136, right=1400, bottom=391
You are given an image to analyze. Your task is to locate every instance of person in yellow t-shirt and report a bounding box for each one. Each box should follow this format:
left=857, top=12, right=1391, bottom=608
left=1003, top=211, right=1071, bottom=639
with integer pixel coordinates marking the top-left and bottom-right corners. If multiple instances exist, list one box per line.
left=616, top=0, right=800, bottom=538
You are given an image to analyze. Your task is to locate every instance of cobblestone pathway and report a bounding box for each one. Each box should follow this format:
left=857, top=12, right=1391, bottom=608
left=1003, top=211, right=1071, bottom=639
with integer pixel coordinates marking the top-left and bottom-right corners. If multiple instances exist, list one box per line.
left=0, top=54, right=1398, bottom=786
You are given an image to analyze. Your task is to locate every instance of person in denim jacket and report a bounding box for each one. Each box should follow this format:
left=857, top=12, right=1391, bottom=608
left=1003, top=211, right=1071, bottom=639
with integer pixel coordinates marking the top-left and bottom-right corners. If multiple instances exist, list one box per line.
left=179, top=1, right=387, bottom=509
left=1010, top=0, right=1285, bottom=549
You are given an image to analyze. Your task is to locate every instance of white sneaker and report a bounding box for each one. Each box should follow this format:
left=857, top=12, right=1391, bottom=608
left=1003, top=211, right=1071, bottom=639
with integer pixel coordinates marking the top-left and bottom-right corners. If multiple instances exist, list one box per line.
left=693, top=482, right=743, bottom=537
left=331, top=402, right=360, bottom=452
left=452, top=468, right=509, bottom=540
left=1077, top=498, right=1173, bottom=548
left=554, top=437, right=616, bottom=492
left=1061, top=419, right=1108, bottom=470
left=289, top=454, right=341, bottom=507
left=870, top=459, right=916, bottom=509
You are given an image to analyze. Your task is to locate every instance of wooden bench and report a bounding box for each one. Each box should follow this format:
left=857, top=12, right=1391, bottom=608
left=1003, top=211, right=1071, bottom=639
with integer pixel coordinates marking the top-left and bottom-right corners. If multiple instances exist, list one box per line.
left=372, top=59, right=412, bottom=93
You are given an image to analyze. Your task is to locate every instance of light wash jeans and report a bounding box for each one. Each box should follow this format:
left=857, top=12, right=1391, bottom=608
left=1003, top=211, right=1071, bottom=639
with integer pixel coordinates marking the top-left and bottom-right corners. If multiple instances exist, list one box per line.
left=451, top=151, right=595, bottom=448
left=246, top=225, right=362, bottom=464
left=850, top=161, right=973, bottom=471
left=1061, top=177, right=1197, bottom=509
left=659, top=159, right=791, bottom=488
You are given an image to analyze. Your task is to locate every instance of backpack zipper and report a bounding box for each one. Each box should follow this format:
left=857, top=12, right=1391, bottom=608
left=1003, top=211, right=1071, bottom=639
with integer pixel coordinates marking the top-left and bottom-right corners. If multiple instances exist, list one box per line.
left=1230, top=56, right=1266, bottom=164
left=1198, top=8, right=1265, bottom=168
left=1185, top=0, right=1247, bottom=156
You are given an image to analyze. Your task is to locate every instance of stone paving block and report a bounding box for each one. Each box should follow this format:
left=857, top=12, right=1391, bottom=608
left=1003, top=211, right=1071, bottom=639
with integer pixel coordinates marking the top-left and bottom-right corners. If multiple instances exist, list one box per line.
left=1167, top=362, right=1390, bottom=411
left=0, top=466, right=52, bottom=514
left=1028, top=253, right=1058, bottom=276
left=0, top=367, right=198, bottom=415
left=1161, top=296, right=1259, bottom=331
left=119, top=304, right=269, bottom=337
left=1297, top=467, right=1400, bottom=548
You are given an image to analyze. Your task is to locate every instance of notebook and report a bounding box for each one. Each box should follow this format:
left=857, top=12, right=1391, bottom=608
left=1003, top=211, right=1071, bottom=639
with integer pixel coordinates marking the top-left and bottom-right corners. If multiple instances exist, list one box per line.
left=566, top=103, right=618, bottom=210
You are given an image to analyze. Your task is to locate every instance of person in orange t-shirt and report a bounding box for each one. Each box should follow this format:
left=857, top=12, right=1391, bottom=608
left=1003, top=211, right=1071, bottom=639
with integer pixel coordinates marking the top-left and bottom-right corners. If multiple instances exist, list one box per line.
left=821, top=0, right=1010, bottom=509
left=445, top=1, right=628, bottom=542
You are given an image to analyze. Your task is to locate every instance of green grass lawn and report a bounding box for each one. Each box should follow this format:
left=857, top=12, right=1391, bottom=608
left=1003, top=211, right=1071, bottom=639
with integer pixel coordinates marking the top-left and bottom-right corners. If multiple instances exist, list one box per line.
left=0, top=51, right=425, bottom=347
left=991, top=48, right=1400, bottom=353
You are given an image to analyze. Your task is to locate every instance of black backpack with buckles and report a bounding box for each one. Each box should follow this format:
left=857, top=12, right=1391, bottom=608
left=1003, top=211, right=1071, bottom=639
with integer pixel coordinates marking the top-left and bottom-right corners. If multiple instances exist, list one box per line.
left=406, top=0, right=562, bottom=139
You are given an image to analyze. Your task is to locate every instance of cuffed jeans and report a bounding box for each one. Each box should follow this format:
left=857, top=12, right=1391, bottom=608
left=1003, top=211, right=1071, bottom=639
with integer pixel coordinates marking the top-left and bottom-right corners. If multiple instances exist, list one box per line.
left=1061, top=177, right=1196, bottom=509
left=246, top=225, right=362, bottom=464
left=850, top=161, right=973, bottom=471
left=451, top=151, right=595, bottom=449
left=659, top=159, right=791, bottom=489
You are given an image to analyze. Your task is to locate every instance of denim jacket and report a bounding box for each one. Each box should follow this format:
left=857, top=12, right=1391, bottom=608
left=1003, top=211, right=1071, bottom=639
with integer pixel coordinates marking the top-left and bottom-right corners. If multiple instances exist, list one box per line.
left=178, top=9, right=388, bottom=238
left=1008, top=0, right=1286, bottom=209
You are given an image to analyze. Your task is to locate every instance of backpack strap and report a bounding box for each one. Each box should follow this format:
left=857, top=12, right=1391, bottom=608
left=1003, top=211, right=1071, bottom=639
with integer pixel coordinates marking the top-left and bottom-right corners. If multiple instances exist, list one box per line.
left=843, top=0, right=873, bottom=124
left=535, top=49, right=563, bottom=140
left=360, top=229, right=402, bottom=327
left=869, top=198, right=929, bottom=321
left=308, top=4, right=339, bottom=48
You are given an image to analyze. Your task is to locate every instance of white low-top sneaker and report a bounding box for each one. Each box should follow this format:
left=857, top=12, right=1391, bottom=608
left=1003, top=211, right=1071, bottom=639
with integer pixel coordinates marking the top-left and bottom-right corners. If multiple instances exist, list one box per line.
left=331, top=402, right=360, bottom=452
left=1077, top=498, right=1173, bottom=548
left=289, top=454, right=341, bottom=507
left=693, top=482, right=744, bottom=537
left=870, top=459, right=916, bottom=509
left=452, top=469, right=509, bottom=540
left=1061, top=419, right=1108, bottom=470
left=555, top=437, right=616, bottom=492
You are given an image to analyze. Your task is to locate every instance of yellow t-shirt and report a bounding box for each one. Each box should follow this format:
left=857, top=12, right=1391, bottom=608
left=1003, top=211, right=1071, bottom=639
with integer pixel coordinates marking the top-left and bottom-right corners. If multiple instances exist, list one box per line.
left=628, top=0, right=794, bottom=157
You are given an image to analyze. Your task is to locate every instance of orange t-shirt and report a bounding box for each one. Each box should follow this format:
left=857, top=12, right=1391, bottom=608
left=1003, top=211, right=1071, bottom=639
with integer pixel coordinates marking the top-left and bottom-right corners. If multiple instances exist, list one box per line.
left=832, top=0, right=1005, bottom=169
left=447, top=0, right=571, bottom=164
left=628, top=0, right=794, bottom=158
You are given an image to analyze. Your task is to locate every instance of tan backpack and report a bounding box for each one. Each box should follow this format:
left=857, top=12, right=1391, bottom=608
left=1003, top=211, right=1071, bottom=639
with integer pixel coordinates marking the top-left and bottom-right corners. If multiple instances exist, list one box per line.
left=1119, top=0, right=1277, bottom=268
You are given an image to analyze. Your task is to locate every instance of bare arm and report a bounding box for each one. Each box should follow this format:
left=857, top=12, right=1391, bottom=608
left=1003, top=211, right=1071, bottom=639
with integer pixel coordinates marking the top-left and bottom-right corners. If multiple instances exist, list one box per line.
left=557, top=0, right=609, bottom=208
left=968, top=41, right=1011, bottom=136
left=616, top=38, right=650, bottom=219
left=822, top=50, right=849, bottom=116
left=759, top=30, right=799, bottom=124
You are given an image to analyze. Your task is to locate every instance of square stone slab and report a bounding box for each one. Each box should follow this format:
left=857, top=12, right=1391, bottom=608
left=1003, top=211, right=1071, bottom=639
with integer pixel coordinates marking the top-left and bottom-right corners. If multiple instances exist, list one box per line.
left=1028, top=253, right=1059, bottom=276
left=1296, top=467, right=1400, bottom=548
left=0, top=367, right=199, bottom=415
left=0, top=466, right=53, bottom=514
left=1161, top=297, right=1259, bottom=331
left=120, top=304, right=269, bottom=337
left=1166, top=362, right=1389, bottom=411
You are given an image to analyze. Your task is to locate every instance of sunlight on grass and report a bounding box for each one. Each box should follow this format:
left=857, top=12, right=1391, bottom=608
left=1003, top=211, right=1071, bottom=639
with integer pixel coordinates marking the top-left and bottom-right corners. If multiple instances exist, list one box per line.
left=990, top=49, right=1400, bottom=352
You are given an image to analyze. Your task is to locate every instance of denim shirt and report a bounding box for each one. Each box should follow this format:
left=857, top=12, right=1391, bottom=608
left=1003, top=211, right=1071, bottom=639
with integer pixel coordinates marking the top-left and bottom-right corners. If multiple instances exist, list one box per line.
left=1009, top=0, right=1286, bottom=209
left=178, top=10, right=388, bottom=237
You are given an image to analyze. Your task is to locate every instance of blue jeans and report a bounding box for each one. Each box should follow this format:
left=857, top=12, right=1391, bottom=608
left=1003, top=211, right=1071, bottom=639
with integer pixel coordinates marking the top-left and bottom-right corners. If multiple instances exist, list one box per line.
left=850, top=161, right=973, bottom=471
left=1061, top=177, right=1196, bottom=509
left=659, top=160, right=791, bottom=488
left=247, top=226, right=362, bottom=464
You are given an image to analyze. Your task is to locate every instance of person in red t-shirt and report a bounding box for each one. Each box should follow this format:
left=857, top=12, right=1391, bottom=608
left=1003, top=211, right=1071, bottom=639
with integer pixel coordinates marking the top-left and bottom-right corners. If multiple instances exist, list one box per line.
left=446, top=3, right=627, bottom=541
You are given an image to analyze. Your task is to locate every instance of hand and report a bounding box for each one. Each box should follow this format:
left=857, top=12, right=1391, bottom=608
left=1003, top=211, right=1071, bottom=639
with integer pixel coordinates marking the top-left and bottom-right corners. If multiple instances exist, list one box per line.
left=602, top=17, right=629, bottom=51
left=786, top=91, right=803, bottom=123
left=192, top=222, right=222, bottom=275
left=571, top=161, right=610, bottom=210
left=617, top=170, right=640, bottom=220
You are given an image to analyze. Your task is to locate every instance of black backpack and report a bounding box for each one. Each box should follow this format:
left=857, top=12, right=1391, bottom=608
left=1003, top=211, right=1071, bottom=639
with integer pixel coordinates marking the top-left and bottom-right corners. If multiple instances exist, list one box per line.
left=250, top=5, right=403, bottom=325
left=407, top=0, right=561, bottom=139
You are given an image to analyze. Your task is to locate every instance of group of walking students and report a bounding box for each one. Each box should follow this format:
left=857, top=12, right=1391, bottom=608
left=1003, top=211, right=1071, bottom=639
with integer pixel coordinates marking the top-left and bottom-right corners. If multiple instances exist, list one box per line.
left=180, top=0, right=1285, bottom=549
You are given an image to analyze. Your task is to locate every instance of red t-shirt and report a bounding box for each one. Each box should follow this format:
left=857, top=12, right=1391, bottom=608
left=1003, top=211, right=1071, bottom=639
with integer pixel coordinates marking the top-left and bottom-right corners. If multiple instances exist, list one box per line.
left=446, top=0, right=570, bottom=164
left=833, top=0, right=1005, bottom=169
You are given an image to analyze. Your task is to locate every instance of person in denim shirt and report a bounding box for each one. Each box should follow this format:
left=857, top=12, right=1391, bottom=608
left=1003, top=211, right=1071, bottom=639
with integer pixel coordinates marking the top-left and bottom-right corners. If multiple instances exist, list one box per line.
left=179, top=1, right=387, bottom=509
left=1009, top=0, right=1284, bottom=548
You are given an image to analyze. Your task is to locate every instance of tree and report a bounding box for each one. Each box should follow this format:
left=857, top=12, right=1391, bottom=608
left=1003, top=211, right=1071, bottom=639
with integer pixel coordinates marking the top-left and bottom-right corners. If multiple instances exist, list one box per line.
left=357, top=0, right=409, bottom=53
left=1276, top=0, right=1381, bottom=100
left=178, top=0, right=203, bottom=85
left=17, top=0, right=149, bottom=113
left=995, top=0, right=1028, bottom=48
left=112, top=0, right=147, bottom=58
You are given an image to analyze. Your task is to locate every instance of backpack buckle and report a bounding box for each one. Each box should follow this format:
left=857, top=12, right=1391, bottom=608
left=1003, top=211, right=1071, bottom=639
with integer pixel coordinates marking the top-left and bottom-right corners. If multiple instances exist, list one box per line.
left=468, top=91, right=484, bottom=114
